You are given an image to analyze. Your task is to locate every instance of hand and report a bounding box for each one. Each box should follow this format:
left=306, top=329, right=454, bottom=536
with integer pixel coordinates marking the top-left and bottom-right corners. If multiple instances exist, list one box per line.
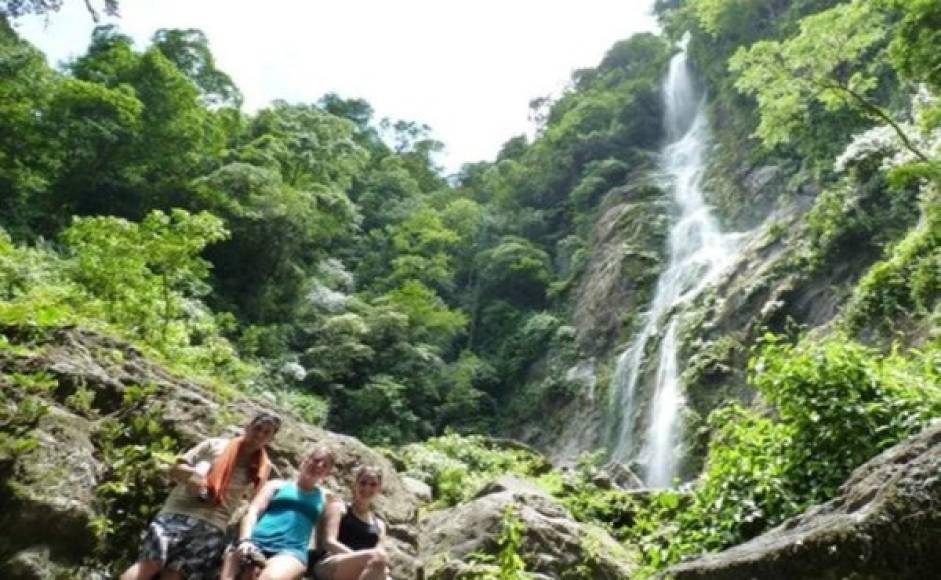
left=237, top=540, right=267, bottom=568
left=185, top=473, right=208, bottom=497
left=236, top=539, right=257, bottom=557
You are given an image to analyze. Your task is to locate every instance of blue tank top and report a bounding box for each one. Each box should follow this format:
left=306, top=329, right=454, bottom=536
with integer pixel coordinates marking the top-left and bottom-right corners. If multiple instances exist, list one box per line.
left=251, top=482, right=324, bottom=556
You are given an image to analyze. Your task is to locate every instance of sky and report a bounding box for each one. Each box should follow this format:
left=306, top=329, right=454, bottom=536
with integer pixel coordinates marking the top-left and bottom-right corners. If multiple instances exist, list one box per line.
left=15, top=0, right=659, bottom=174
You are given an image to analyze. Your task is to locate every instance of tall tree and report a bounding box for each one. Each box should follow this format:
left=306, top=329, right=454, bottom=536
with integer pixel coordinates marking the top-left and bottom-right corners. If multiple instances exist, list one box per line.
left=730, top=0, right=928, bottom=160
left=152, top=28, right=243, bottom=108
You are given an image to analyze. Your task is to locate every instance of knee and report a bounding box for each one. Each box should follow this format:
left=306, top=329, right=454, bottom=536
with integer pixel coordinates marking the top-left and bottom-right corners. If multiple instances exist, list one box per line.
left=121, top=560, right=161, bottom=580
left=258, top=567, right=298, bottom=580
left=367, top=548, right=388, bottom=569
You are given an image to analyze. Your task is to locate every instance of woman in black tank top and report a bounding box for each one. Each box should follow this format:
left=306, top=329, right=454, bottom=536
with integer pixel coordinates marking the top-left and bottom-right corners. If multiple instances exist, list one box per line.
left=311, top=465, right=389, bottom=580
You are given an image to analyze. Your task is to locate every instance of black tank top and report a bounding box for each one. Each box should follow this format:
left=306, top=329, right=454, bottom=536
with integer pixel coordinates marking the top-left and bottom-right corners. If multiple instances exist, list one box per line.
left=338, top=504, right=380, bottom=551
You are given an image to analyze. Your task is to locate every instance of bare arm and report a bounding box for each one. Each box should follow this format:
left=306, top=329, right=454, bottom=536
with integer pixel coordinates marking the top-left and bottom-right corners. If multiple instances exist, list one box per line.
left=321, top=495, right=354, bottom=555
left=168, top=461, right=205, bottom=492
left=167, top=440, right=211, bottom=492
left=237, top=479, right=282, bottom=545
left=309, top=489, right=334, bottom=551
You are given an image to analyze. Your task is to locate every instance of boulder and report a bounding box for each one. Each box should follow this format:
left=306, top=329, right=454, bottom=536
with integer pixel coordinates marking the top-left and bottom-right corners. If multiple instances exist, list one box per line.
left=664, top=420, right=941, bottom=580
left=402, top=475, right=433, bottom=503
left=0, top=406, right=105, bottom=577
left=4, top=547, right=109, bottom=580
left=419, top=475, right=635, bottom=579
left=599, top=461, right=644, bottom=490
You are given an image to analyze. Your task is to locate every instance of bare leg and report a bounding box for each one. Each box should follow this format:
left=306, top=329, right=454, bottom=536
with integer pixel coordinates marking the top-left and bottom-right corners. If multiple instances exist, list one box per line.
left=120, top=560, right=162, bottom=580
left=220, top=550, right=241, bottom=580
left=312, top=550, right=387, bottom=580
left=257, top=554, right=306, bottom=580
left=158, top=570, right=183, bottom=580
left=220, top=549, right=261, bottom=580
left=358, top=549, right=388, bottom=580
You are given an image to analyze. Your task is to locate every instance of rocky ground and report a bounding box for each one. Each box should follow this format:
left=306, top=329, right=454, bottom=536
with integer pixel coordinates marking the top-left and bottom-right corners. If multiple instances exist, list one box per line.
left=0, top=326, right=419, bottom=578
left=0, top=326, right=636, bottom=579
left=2, top=325, right=938, bottom=579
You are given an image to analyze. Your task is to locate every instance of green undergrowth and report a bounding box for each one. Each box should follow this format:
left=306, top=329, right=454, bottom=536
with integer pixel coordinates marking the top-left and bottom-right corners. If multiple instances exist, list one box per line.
left=91, top=383, right=182, bottom=571
left=395, top=433, right=551, bottom=508
left=400, top=332, right=941, bottom=577
left=629, top=333, right=941, bottom=575
left=0, top=220, right=330, bottom=422
left=0, top=355, right=184, bottom=574
left=0, top=215, right=254, bottom=388
left=465, top=504, right=530, bottom=579
left=0, top=374, right=49, bottom=477
left=842, top=190, right=941, bottom=333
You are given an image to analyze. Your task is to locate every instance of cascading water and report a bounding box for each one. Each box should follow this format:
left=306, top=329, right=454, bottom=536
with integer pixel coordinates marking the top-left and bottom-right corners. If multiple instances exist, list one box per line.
left=606, top=37, right=740, bottom=487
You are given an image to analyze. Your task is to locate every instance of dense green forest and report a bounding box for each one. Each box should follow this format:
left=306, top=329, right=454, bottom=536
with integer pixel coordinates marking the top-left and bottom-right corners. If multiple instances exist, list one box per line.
left=2, top=0, right=940, bottom=576
left=0, top=6, right=675, bottom=443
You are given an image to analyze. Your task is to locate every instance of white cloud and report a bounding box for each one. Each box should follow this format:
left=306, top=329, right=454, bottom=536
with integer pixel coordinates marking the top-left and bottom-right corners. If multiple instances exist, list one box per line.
left=15, top=0, right=658, bottom=173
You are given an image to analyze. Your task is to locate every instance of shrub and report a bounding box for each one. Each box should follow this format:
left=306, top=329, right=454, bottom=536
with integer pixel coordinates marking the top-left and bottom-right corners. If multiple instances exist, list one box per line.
left=400, top=433, right=549, bottom=508
left=843, top=197, right=941, bottom=330
left=627, top=333, right=941, bottom=573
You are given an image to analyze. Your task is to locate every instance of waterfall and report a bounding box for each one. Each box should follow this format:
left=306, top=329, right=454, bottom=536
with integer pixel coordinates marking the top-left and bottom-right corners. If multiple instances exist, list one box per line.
left=606, top=38, right=740, bottom=487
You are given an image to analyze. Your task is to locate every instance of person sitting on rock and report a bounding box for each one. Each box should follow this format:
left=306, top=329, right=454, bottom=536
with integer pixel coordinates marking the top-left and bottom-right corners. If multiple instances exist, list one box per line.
left=310, top=465, right=389, bottom=580
left=221, top=445, right=336, bottom=580
left=120, top=411, right=282, bottom=580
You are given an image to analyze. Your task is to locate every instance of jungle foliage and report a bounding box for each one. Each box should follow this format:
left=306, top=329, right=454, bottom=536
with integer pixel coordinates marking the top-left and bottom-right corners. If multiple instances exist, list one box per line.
left=2, top=0, right=941, bottom=575
left=0, top=14, right=674, bottom=443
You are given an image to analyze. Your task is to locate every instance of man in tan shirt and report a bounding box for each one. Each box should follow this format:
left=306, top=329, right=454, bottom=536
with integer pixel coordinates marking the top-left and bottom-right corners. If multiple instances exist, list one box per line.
left=120, top=412, right=281, bottom=580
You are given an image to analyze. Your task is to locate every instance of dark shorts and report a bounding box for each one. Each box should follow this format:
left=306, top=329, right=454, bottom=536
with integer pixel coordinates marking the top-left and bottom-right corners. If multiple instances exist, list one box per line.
left=251, top=541, right=308, bottom=566
left=139, top=513, right=226, bottom=579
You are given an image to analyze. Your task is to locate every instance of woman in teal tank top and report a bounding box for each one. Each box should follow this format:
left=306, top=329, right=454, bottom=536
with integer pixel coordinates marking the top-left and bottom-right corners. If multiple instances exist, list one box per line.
left=221, top=445, right=336, bottom=580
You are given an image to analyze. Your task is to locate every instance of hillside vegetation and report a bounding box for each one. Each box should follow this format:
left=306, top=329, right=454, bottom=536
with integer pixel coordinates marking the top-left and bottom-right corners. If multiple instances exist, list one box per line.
left=1, top=0, right=940, bottom=577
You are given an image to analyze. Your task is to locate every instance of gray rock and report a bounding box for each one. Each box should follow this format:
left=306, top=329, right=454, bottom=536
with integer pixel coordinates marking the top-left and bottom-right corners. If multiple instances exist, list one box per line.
left=0, top=406, right=103, bottom=574
left=590, top=471, right=614, bottom=490
left=664, top=420, right=941, bottom=580
left=401, top=475, right=433, bottom=503
left=4, top=547, right=109, bottom=580
left=419, top=476, right=635, bottom=579
left=601, top=461, right=645, bottom=490
left=474, top=474, right=548, bottom=499
left=571, top=180, right=668, bottom=357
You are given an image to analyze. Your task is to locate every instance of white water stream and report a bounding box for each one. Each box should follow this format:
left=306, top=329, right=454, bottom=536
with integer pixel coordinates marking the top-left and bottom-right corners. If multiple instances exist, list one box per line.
left=606, top=39, right=741, bottom=487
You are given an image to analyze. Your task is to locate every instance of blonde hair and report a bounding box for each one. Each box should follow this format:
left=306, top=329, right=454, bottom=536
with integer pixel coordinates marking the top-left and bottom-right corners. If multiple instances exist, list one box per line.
left=305, top=444, right=335, bottom=466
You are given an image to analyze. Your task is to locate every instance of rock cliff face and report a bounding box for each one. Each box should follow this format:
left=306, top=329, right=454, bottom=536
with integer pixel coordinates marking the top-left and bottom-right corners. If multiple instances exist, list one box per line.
left=530, top=117, right=925, bottom=476
left=664, top=420, right=941, bottom=580
left=513, top=178, right=670, bottom=463
left=571, top=179, right=669, bottom=357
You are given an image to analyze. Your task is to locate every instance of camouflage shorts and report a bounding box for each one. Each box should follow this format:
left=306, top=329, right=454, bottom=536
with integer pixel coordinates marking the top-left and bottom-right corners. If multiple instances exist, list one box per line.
left=139, top=513, right=226, bottom=579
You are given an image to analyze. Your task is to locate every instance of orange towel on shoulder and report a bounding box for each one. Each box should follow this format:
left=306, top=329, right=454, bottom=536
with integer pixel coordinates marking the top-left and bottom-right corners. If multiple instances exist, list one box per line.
left=205, top=436, right=271, bottom=505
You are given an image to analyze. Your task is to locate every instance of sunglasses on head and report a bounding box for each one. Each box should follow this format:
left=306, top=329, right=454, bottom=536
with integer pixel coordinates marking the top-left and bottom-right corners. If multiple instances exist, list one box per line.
left=250, top=412, right=283, bottom=430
